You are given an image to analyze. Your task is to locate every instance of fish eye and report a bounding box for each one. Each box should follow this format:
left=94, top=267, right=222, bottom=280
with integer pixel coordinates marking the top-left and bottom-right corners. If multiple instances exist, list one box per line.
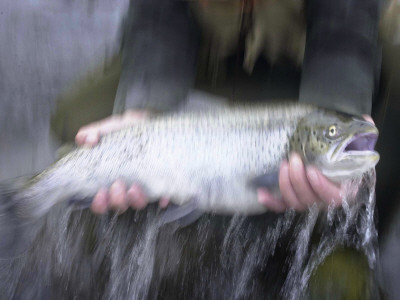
left=328, top=125, right=337, bottom=137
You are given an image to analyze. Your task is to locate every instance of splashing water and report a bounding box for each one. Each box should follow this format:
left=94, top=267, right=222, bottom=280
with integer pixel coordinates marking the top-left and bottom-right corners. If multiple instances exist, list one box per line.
left=0, top=170, right=379, bottom=299
left=282, top=168, right=379, bottom=299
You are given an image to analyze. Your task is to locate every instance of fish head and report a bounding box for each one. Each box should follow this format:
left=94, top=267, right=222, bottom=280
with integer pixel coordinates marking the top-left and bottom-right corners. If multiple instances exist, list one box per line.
left=290, top=110, right=379, bottom=182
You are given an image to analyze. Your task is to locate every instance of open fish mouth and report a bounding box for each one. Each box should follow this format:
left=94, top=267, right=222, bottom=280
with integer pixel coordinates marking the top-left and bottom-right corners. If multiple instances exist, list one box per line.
left=337, top=131, right=380, bottom=166
left=325, top=131, right=379, bottom=182
left=343, top=132, right=378, bottom=153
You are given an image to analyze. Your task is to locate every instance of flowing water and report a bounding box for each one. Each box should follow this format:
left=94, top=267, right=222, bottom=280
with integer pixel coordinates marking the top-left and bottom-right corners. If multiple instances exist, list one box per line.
left=0, top=169, right=379, bottom=299
left=282, top=169, right=379, bottom=299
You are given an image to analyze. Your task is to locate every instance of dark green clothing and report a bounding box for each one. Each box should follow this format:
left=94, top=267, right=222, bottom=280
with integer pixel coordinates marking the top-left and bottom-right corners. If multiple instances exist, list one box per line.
left=299, top=0, right=381, bottom=115
left=115, top=0, right=381, bottom=116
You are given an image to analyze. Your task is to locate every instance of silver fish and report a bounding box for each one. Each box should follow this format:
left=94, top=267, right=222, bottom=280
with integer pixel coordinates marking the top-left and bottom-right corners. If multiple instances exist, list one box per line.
left=0, top=103, right=379, bottom=257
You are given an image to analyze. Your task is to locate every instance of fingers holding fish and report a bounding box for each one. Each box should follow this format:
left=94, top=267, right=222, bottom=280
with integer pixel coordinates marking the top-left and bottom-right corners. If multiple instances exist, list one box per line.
left=279, top=160, right=306, bottom=211
left=75, top=116, right=122, bottom=146
left=127, top=185, right=148, bottom=210
left=75, top=127, right=100, bottom=146
left=257, top=158, right=322, bottom=212
left=362, top=115, right=374, bottom=125
left=108, top=180, right=129, bottom=213
left=75, top=110, right=149, bottom=147
left=257, top=189, right=287, bottom=213
left=258, top=154, right=343, bottom=212
left=159, top=196, right=170, bottom=209
left=89, top=183, right=150, bottom=214
left=306, top=167, right=342, bottom=207
left=288, top=153, right=321, bottom=207
left=91, top=188, right=109, bottom=215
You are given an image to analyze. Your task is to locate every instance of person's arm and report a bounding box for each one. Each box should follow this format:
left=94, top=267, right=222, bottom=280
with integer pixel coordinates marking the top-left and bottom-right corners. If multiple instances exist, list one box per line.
left=113, top=0, right=200, bottom=114
left=299, top=0, right=381, bottom=115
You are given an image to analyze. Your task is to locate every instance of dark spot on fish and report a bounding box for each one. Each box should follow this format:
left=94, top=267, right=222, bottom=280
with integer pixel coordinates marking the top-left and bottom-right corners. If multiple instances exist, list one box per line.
left=312, top=131, right=316, bottom=135
left=320, top=144, right=324, bottom=149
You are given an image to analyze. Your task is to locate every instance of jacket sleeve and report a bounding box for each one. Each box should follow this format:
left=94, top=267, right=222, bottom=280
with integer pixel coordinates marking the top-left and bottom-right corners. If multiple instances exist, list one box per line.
left=299, top=0, right=382, bottom=116
left=113, top=0, right=200, bottom=114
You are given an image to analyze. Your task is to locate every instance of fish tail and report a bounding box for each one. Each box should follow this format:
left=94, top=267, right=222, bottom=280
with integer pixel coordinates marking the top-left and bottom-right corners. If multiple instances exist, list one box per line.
left=0, top=176, right=47, bottom=258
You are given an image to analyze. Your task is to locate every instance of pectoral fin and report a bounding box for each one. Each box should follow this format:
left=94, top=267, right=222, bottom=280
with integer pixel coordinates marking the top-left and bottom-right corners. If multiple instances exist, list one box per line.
left=67, top=196, right=93, bottom=209
left=249, top=170, right=280, bottom=190
left=159, top=198, right=203, bottom=227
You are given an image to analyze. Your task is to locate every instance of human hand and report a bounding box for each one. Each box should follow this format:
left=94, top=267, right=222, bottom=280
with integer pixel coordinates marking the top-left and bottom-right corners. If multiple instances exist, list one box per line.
left=257, top=115, right=375, bottom=213
left=75, top=110, right=148, bottom=146
left=75, top=110, right=169, bottom=214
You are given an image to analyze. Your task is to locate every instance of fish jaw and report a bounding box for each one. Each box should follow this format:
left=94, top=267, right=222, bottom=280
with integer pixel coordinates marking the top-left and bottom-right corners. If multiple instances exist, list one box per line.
left=323, top=126, right=379, bottom=182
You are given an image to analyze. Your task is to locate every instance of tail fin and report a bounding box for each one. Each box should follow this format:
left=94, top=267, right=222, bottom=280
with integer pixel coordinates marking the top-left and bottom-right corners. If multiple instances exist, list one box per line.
left=0, top=177, right=44, bottom=258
